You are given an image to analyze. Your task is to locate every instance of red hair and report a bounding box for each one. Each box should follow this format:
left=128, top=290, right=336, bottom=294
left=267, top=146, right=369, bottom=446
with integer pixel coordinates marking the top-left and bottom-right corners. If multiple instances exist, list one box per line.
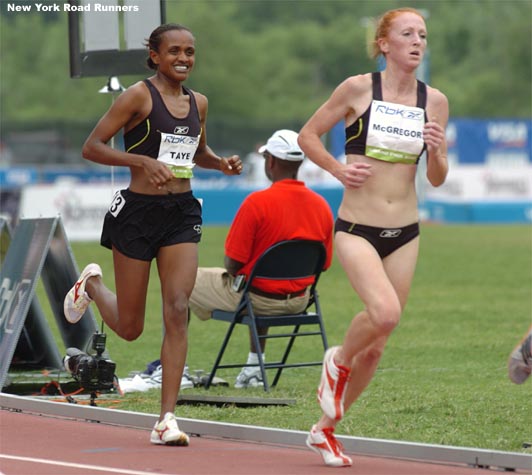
left=369, top=8, right=425, bottom=59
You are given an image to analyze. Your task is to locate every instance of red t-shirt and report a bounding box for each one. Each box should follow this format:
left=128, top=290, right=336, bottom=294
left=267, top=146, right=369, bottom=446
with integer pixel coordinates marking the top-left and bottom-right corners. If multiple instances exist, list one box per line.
left=225, top=179, right=334, bottom=294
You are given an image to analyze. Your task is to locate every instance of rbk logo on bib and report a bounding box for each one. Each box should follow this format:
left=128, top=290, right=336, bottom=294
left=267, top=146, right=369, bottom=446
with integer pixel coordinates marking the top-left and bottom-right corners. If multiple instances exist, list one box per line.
left=157, top=132, right=200, bottom=178
left=366, top=100, right=425, bottom=164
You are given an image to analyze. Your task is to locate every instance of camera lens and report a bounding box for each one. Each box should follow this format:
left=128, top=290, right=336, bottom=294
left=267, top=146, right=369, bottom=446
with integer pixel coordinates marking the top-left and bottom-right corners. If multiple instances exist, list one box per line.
left=63, top=347, right=87, bottom=373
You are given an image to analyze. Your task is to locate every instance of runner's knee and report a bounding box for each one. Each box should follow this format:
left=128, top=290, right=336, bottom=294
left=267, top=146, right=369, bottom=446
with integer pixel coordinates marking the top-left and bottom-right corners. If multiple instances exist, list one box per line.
left=369, top=299, right=401, bottom=335
left=119, top=323, right=144, bottom=341
left=163, top=295, right=190, bottom=332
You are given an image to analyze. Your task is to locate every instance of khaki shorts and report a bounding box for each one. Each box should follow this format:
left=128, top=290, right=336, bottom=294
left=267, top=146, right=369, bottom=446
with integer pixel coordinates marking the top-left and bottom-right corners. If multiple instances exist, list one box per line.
left=189, top=267, right=309, bottom=321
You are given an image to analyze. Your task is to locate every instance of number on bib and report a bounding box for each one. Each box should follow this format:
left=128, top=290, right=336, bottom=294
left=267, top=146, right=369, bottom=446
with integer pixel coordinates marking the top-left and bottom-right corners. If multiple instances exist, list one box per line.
left=109, top=191, right=126, bottom=217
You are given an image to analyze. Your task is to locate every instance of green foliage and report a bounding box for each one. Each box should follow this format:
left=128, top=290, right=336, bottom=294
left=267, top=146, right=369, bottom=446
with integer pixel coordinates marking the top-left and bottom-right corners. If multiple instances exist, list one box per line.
left=44, top=224, right=532, bottom=453
left=0, top=12, right=132, bottom=121
left=427, top=0, right=532, bottom=117
left=1, top=0, right=531, bottom=125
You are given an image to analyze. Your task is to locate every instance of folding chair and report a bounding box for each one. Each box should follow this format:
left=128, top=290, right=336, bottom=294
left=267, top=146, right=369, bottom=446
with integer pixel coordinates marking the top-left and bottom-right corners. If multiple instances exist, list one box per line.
left=204, top=239, right=329, bottom=392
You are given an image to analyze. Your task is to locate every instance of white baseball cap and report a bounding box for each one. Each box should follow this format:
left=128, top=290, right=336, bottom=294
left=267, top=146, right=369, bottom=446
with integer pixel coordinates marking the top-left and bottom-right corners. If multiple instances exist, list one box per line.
left=258, top=129, right=305, bottom=161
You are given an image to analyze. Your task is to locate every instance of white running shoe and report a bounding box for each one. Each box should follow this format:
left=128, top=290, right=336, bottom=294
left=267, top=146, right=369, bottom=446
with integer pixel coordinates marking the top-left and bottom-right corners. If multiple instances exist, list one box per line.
left=234, top=366, right=264, bottom=388
left=63, top=263, right=102, bottom=324
left=181, top=368, right=195, bottom=390
left=147, top=365, right=194, bottom=390
left=318, top=346, right=350, bottom=421
left=150, top=412, right=190, bottom=446
left=306, top=425, right=352, bottom=467
left=147, top=365, right=194, bottom=389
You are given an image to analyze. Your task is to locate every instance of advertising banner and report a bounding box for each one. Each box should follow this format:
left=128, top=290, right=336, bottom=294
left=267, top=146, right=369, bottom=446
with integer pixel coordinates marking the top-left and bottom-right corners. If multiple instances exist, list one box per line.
left=19, top=182, right=119, bottom=241
left=447, top=119, right=530, bottom=166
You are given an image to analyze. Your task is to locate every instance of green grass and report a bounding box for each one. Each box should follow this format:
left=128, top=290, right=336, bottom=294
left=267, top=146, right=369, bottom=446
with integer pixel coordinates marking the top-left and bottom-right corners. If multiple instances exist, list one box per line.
left=40, top=224, right=532, bottom=452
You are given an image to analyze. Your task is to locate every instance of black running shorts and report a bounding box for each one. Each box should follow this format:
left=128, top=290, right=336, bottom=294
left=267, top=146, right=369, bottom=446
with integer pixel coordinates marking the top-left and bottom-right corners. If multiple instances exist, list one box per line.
left=101, top=189, right=202, bottom=261
left=334, top=218, right=419, bottom=259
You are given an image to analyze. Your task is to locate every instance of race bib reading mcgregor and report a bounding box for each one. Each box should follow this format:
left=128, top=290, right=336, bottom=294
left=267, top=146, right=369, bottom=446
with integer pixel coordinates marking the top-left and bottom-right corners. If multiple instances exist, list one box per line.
left=366, top=100, right=425, bottom=164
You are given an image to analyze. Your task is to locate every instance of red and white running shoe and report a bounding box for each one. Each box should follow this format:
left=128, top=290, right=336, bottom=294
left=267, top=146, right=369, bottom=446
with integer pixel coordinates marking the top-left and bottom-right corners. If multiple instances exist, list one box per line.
left=150, top=412, right=190, bottom=446
left=63, top=263, right=102, bottom=324
left=306, top=424, right=352, bottom=467
left=318, top=346, right=350, bottom=421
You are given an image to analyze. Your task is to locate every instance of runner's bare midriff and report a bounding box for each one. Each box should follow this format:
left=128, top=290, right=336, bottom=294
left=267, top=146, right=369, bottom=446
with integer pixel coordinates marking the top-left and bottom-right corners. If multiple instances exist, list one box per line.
left=129, top=171, right=192, bottom=195
left=337, top=153, right=419, bottom=227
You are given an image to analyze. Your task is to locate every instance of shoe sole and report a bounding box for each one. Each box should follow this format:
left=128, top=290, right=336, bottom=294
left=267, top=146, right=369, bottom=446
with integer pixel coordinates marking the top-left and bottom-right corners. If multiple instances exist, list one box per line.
left=306, top=436, right=351, bottom=467
left=234, top=382, right=264, bottom=389
left=234, top=375, right=263, bottom=389
left=150, top=435, right=190, bottom=446
left=63, top=289, right=86, bottom=324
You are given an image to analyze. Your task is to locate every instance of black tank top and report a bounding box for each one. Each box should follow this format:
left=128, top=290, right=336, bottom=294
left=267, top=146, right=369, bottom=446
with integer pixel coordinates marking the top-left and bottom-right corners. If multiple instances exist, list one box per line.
left=124, top=79, right=201, bottom=158
left=345, top=72, right=428, bottom=161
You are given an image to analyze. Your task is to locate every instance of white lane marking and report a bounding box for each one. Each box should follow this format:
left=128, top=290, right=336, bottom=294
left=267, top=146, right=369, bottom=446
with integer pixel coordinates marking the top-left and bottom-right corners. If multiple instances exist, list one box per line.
left=0, top=454, right=177, bottom=475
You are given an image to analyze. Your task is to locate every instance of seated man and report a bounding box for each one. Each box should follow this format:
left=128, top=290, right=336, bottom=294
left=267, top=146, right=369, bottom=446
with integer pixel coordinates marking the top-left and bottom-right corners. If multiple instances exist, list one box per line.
left=189, top=129, right=334, bottom=388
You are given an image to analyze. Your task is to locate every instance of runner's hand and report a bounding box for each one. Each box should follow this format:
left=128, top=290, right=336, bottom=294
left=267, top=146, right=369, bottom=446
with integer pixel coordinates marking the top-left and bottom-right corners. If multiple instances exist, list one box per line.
left=221, top=155, right=243, bottom=176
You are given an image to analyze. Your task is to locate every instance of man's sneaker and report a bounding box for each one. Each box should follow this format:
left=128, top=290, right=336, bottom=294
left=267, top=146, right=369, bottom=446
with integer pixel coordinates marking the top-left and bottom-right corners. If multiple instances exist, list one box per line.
left=181, top=369, right=194, bottom=390
left=306, top=425, right=352, bottom=467
left=508, top=330, right=532, bottom=384
left=150, top=412, right=190, bottom=446
left=64, top=263, right=102, bottom=324
left=147, top=365, right=194, bottom=389
left=234, top=366, right=264, bottom=388
left=143, top=359, right=161, bottom=376
left=318, top=346, right=350, bottom=421
left=148, top=365, right=163, bottom=385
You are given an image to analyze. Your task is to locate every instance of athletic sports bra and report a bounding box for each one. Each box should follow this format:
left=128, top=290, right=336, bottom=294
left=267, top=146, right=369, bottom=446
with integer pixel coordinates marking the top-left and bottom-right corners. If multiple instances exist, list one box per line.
left=124, top=80, right=202, bottom=178
left=345, top=72, right=428, bottom=164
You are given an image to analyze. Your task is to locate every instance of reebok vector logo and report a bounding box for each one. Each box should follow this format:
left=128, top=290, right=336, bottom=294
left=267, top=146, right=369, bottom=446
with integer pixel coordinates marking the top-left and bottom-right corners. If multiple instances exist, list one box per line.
left=380, top=229, right=402, bottom=238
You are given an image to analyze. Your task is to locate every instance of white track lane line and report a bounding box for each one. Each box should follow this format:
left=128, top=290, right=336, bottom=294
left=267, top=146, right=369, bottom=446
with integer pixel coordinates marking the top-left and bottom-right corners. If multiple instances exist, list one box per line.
left=0, top=454, right=177, bottom=475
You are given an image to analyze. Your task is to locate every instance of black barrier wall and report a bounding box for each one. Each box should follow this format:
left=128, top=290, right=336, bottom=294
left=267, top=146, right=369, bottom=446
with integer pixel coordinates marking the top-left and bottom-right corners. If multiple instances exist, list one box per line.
left=0, top=216, right=101, bottom=389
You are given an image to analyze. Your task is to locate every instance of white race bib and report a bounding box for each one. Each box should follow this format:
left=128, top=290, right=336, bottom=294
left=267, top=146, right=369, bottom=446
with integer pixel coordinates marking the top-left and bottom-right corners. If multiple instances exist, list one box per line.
left=366, top=100, right=425, bottom=164
left=157, top=132, right=200, bottom=178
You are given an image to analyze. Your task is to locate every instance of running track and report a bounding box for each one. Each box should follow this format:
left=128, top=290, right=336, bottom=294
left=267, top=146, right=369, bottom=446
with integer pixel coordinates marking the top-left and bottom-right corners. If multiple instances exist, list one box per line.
left=1, top=409, right=525, bottom=475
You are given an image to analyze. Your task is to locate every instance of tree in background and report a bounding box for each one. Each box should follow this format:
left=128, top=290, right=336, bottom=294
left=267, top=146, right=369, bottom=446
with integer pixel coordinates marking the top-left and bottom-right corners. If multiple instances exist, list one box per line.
left=1, top=0, right=530, bottom=157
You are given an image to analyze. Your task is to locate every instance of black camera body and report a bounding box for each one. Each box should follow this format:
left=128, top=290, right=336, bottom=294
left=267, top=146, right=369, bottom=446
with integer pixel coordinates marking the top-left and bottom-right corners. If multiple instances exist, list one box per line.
left=64, top=332, right=116, bottom=392
left=67, top=352, right=116, bottom=391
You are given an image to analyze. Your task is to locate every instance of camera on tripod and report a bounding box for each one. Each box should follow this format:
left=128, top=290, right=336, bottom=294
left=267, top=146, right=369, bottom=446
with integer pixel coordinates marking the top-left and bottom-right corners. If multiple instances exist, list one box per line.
left=63, top=332, right=116, bottom=392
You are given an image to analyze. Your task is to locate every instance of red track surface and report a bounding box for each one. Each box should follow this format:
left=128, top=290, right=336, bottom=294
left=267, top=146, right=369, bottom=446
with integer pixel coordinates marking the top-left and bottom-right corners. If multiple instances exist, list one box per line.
left=0, top=410, right=517, bottom=475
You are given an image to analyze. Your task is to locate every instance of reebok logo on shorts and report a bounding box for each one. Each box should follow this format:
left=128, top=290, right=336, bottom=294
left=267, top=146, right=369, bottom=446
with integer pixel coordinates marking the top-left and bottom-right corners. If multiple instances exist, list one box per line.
left=380, top=229, right=402, bottom=238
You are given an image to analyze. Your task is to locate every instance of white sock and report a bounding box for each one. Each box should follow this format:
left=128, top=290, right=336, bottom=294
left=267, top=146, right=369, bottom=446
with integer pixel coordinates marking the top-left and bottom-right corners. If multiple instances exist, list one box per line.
left=246, top=352, right=265, bottom=365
